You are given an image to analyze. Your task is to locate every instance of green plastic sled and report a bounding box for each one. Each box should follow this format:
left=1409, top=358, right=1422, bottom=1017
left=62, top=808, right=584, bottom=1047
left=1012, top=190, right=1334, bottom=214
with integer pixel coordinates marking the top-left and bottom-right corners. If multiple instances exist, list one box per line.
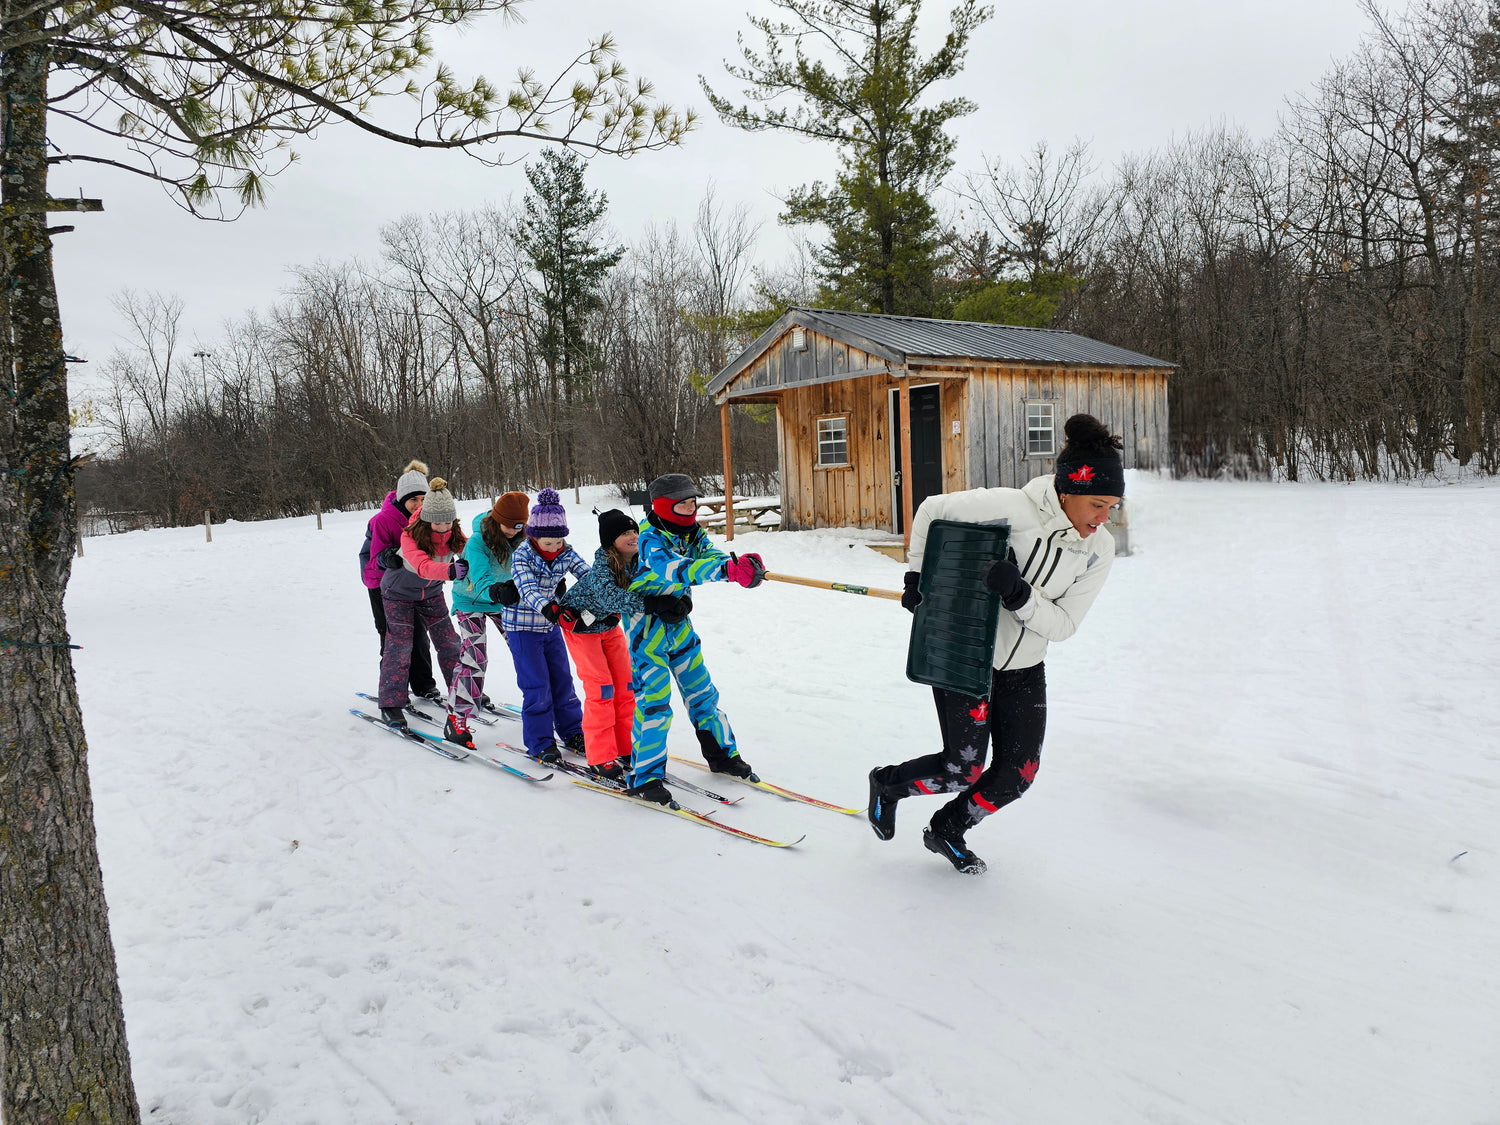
left=905, top=518, right=1012, bottom=698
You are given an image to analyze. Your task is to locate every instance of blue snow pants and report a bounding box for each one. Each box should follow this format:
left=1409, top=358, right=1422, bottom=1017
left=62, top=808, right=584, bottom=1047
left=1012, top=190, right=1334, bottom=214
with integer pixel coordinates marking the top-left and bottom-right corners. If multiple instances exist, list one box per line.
left=504, top=628, right=584, bottom=758
left=626, top=616, right=737, bottom=786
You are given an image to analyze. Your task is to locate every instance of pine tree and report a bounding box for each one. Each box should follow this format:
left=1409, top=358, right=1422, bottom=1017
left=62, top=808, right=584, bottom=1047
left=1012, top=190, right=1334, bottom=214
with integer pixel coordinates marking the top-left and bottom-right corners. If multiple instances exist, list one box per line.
left=702, top=0, right=992, bottom=315
left=518, top=150, right=625, bottom=482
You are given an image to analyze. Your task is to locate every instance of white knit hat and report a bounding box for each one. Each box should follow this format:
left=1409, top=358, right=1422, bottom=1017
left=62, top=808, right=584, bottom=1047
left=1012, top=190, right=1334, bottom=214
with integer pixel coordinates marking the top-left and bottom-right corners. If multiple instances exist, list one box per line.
left=396, top=459, right=429, bottom=505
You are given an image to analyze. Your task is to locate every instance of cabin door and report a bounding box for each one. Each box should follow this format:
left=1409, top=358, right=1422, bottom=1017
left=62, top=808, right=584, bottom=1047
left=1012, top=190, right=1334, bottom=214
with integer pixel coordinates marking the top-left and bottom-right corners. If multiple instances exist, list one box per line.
left=890, top=384, right=943, bottom=534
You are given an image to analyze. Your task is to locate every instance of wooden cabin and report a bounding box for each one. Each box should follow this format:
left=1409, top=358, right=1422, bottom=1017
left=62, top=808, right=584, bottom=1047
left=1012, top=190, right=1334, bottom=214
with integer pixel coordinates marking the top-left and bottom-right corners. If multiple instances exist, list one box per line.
left=705, top=308, right=1175, bottom=546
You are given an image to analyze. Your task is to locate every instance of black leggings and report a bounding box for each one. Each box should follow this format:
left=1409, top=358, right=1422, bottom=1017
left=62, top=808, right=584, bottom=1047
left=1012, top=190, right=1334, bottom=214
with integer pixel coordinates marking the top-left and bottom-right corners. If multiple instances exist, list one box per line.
left=367, top=586, right=436, bottom=695
left=879, top=663, right=1047, bottom=834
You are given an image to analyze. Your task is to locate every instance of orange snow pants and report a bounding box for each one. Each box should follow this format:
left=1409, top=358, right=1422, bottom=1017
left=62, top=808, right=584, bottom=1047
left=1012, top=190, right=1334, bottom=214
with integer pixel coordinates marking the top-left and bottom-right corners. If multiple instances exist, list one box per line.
left=561, top=626, right=635, bottom=765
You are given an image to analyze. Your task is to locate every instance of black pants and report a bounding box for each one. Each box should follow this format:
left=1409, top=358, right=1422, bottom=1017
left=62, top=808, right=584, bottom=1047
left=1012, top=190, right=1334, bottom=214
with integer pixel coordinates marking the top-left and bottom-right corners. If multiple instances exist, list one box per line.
left=876, top=663, right=1047, bottom=835
left=368, top=587, right=436, bottom=695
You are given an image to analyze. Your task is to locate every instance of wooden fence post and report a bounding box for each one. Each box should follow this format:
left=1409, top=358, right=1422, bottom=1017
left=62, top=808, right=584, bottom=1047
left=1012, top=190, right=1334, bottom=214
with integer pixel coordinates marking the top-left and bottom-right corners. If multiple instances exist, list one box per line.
left=315, top=499, right=323, bottom=530
left=204, top=510, right=212, bottom=543
left=75, top=533, right=83, bottom=558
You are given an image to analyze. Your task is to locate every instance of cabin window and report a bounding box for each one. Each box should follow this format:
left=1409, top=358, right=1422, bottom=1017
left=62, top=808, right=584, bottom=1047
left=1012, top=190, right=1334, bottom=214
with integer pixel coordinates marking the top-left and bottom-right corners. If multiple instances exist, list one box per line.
left=816, top=415, right=850, bottom=468
left=1025, top=402, right=1056, bottom=456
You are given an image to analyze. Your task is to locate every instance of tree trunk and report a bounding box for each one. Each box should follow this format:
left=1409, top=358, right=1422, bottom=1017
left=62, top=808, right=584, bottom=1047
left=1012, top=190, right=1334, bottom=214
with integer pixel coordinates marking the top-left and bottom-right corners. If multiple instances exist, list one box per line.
left=1, top=17, right=143, bottom=1124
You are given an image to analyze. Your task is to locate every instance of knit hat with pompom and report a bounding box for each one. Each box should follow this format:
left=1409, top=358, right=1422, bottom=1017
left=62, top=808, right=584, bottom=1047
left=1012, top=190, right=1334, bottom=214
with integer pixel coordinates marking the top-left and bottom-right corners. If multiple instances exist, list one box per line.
left=1054, top=415, right=1125, bottom=496
left=527, top=488, right=569, bottom=538
left=419, top=478, right=458, bottom=525
left=395, top=459, right=429, bottom=507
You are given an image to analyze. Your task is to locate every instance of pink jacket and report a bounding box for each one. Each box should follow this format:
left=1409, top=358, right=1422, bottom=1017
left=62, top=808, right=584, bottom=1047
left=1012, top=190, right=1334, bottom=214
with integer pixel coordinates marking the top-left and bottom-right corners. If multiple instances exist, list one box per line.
left=400, top=525, right=456, bottom=581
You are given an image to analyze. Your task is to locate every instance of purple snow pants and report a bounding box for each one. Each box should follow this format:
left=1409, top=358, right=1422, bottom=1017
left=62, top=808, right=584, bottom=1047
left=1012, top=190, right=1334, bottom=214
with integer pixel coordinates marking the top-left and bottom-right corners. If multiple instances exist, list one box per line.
left=378, top=594, right=460, bottom=709
left=504, top=628, right=584, bottom=758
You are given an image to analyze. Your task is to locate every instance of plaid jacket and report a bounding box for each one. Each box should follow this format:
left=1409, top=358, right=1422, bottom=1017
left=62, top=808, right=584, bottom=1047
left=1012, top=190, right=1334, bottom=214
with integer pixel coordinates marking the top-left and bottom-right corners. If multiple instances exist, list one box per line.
left=500, top=539, right=591, bottom=634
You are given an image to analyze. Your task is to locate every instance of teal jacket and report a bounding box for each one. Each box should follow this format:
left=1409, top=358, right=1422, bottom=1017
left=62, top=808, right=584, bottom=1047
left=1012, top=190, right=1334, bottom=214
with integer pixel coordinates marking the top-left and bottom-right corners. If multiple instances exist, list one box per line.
left=450, top=513, right=520, bottom=615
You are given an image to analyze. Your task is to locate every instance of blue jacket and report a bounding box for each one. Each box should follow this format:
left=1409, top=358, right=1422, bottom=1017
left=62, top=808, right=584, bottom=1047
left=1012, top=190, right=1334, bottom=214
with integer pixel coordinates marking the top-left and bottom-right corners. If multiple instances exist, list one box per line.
left=560, top=547, right=646, bottom=633
left=629, top=515, right=729, bottom=597
left=501, top=539, right=591, bottom=634
left=451, top=513, right=522, bottom=615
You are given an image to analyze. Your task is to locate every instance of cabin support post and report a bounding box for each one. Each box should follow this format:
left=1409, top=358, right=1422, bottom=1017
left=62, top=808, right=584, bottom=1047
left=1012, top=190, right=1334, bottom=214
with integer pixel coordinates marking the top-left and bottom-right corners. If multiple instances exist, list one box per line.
left=899, top=373, right=914, bottom=549
left=721, top=401, right=735, bottom=542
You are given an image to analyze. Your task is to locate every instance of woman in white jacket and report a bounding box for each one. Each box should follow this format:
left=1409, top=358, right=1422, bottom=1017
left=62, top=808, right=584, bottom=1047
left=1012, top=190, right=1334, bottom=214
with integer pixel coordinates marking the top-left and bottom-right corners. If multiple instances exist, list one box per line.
left=868, top=414, right=1125, bottom=875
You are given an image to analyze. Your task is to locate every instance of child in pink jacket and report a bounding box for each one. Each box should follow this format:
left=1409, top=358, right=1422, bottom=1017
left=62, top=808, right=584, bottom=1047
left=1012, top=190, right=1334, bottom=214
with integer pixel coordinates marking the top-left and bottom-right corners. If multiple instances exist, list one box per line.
left=375, top=479, right=468, bottom=734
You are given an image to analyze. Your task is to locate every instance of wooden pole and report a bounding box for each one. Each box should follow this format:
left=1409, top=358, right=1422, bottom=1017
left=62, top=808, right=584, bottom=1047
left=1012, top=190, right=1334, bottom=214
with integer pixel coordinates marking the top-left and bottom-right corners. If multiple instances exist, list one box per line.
left=75, top=533, right=83, bottom=558
left=204, top=510, right=212, bottom=543
left=721, top=401, right=735, bottom=543
left=315, top=499, right=323, bottom=530
left=763, top=571, right=902, bottom=601
left=898, top=375, right=914, bottom=549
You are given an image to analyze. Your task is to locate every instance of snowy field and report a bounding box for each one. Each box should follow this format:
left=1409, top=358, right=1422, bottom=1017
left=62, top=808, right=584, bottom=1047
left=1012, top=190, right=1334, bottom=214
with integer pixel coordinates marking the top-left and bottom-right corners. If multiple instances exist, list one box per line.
left=68, top=473, right=1499, bottom=1124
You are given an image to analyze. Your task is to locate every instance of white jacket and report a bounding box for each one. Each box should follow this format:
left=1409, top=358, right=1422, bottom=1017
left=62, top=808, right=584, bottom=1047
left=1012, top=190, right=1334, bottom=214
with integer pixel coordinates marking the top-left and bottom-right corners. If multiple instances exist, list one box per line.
left=908, top=474, right=1115, bottom=672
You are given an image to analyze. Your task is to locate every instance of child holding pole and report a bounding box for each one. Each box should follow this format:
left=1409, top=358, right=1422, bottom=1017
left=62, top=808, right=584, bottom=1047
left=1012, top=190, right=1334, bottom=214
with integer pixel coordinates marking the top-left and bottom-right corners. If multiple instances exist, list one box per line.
left=621, top=473, right=766, bottom=805
left=500, top=489, right=588, bottom=764
left=375, top=480, right=468, bottom=731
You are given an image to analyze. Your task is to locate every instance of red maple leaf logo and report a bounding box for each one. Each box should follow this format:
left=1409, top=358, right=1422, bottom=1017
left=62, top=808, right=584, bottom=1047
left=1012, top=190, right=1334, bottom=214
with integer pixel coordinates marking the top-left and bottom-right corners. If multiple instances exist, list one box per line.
left=965, top=764, right=984, bottom=784
left=1069, top=464, right=1095, bottom=484
left=969, top=701, right=988, bottom=723
left=1018, top=759, right=1039, bottom=784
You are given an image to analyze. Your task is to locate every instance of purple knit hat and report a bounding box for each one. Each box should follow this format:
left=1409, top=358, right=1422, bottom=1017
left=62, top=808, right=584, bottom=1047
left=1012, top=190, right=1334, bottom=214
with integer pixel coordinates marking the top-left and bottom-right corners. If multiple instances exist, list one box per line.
left=527, top=488, right=569, bottom=538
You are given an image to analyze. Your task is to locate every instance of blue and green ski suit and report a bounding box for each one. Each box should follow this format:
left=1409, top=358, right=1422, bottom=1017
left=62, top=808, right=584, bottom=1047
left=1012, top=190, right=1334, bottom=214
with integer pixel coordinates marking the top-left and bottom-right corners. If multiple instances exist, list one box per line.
left=625, top=514, right=741, bottom=785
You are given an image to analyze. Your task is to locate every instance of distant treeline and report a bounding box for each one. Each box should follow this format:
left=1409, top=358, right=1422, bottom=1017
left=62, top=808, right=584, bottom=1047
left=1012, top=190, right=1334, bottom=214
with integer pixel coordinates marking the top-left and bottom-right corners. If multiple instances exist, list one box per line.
left=81, top=0, right=1500, bottom=529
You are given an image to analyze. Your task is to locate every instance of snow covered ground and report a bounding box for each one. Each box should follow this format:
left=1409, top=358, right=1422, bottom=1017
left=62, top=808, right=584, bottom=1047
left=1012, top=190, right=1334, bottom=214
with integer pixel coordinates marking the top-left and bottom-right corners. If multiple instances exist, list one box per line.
left=68, top=474, right=1500, bottom=1124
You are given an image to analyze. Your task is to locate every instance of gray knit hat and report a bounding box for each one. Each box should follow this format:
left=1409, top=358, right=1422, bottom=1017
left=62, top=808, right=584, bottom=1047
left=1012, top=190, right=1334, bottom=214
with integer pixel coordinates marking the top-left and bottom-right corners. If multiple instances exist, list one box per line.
left=395, top=459, right=430, bottom=506
left=648, top=473, right=700, bottom=502
left=420, top=478, right=457, bottom=524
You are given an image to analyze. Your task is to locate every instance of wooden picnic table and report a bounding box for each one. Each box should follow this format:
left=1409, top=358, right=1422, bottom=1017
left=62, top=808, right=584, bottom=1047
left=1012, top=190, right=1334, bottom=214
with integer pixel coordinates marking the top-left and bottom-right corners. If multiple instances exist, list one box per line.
left=697, top=495, right=781, bottom=529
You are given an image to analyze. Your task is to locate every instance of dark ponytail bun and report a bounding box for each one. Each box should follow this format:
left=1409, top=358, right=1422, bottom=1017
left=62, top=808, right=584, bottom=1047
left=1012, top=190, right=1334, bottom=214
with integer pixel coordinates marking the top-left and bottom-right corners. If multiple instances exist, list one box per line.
left=1061, top=413, right=1123, bottom=455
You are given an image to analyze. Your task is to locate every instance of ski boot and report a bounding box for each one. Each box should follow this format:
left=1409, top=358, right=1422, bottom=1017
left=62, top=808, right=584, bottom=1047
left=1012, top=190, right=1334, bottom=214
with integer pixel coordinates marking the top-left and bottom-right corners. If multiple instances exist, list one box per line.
left=416, top=687, right=445, bottom=704
left=534, top=745, right=563, bottom=766
left=867, top=766, right=900, bottom=841
left=380, top=707, right=409, bottom=731
left=625, top=777, right=674, bottom=806
left=444, top=714, right=476, bottom=751
left=923, top=817, right=987, bottom=876
left=589, top=758, right=626, bottom=783
left=697, top=728, right=756, bottom=780
left=561, top=731, right=587, bottom=755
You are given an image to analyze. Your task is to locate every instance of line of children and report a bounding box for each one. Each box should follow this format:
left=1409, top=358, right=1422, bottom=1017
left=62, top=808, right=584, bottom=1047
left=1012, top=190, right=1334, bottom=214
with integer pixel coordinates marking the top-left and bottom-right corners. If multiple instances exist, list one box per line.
left=359, top=460, right=440, bottom=701
left=365, top=472, right=768, bottom=806
left=374, top=479, right=467, bottom=728
left=500, top=489, right=588, bottom=765
left=442, top=491, right=530, bottom=750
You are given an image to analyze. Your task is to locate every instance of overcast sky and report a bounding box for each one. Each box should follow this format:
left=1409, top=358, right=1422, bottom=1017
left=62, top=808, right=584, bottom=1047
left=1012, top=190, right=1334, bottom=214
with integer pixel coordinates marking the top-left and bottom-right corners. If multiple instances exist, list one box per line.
left=53, top=0, right=1397, bottom=389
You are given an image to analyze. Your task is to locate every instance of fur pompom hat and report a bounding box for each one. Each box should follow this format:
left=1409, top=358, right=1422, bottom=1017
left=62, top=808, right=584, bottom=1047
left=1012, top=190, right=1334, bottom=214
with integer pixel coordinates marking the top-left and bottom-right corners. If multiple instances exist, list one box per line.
left=419, top=478, right=458, bottom=525
left=527, top=488, right=569, bottom=538
left=1054, top=415, right=1125, bottom=497
left=395, top=459, right=430, bottom=507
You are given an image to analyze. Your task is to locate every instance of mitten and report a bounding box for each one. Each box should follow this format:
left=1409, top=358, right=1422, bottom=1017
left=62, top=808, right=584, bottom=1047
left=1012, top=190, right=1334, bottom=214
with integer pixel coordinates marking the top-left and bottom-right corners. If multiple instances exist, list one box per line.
left=492, top=580, right=520, bottom=606
left=377, top=546, right=401, bottom=571
left=982, top=558, right=1031, bottom=612
left=449, top=558, right=469, bottom=581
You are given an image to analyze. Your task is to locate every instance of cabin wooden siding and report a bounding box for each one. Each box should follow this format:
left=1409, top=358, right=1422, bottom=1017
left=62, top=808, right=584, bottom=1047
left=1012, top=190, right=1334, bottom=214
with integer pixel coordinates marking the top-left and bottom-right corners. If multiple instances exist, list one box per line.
left=772, top=371, right=967, bottom=532
left=961, top=366, right=1169, bottom=488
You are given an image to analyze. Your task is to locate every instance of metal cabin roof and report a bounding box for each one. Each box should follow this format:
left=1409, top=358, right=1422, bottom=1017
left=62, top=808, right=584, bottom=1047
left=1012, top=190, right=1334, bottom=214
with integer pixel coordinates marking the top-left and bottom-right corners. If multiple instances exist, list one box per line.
left=707, top=307, right=1176, bottom=398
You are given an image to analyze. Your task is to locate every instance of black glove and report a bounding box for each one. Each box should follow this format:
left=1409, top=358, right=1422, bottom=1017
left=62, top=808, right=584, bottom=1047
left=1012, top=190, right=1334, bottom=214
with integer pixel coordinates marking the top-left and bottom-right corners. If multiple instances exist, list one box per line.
left=600, top=613, right=621, bottom=630
left=491, top=580, right=520, bottom=606
left=643, top=594, right=691, bottom=625
left=377, top=546, right=401, bottom=571
left=541, top=600, right=561, bottom=623
left=983, top=556, right=1032, bottom=612
left=555, top=580, right=567, bottom=599
left=900, top=571, right=922, bottom=613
